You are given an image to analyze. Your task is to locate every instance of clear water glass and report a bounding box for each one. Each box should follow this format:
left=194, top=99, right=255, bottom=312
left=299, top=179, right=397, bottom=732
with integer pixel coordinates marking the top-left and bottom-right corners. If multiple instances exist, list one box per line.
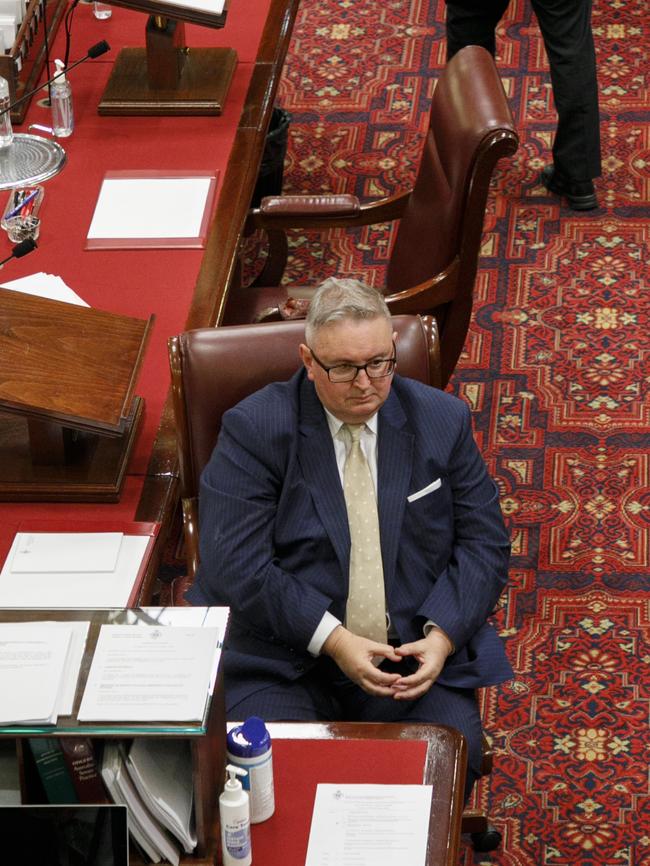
left=93, top=2, right=112, bottom=19
left=0, top=75, right=14, bottom=148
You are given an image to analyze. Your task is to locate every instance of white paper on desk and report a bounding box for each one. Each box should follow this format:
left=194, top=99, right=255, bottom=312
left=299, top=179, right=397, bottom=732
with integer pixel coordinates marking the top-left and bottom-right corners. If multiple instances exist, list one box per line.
left=121, top=606, right=228, bottom=696
left=87, top=177, right=213, bottom=239
left=7, top=620, right=90, bottom=715
left=0, top=624, right=73, bottom=725
left=0, top=273, right=89, bottom=306
left=78, top=625, right=220, bottom=722
left=9, top=532, right=123, bottom=573
left=154, top=0, right=224, bottom=15
left=305, top=784, right=433, bottom=866
left=0, top=535, right=150, bottom=608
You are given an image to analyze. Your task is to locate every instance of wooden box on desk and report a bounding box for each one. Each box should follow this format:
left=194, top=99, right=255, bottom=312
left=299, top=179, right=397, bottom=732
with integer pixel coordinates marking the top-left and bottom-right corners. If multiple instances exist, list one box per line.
left=1, top=609, right=227, bottom=866
left=0, top=288, right=154, bottom=502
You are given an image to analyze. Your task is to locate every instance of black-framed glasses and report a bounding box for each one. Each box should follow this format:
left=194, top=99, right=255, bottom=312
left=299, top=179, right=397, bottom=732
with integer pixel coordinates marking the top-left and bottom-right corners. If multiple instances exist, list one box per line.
left=309, top=342, right=397, bottom=383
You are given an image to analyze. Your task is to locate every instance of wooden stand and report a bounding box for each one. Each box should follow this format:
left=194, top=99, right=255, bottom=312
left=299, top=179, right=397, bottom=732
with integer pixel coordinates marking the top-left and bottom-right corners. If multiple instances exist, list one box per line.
left=0, top=289, right=153, bottom=502
left=99, top=14, right=237, bottom=116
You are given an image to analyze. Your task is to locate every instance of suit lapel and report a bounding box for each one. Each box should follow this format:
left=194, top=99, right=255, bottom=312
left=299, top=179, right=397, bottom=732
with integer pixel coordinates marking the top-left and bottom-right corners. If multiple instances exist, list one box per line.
left=377, top=389, right=413, bottom=591
left=297, top=377, right=351, bottom=576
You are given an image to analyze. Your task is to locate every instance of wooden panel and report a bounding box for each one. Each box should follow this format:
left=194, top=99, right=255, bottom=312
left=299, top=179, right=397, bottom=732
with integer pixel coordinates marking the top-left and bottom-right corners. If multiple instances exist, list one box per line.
left=0, top=289, right=153, bottom=432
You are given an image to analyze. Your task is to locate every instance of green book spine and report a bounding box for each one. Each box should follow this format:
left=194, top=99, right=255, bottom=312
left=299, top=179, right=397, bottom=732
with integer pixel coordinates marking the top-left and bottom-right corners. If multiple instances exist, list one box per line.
left=28, top=738, right=79, bottom=804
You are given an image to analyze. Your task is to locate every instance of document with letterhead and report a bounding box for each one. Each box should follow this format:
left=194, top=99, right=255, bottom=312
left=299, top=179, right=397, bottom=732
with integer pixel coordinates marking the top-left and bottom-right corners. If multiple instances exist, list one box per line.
left=305, top=784, right=433, bottom=866
left=78, top=625, right=221, bottom=722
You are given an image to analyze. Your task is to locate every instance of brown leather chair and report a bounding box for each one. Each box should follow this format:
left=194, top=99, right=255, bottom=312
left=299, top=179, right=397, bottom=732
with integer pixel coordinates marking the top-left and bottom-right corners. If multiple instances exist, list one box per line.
left=166, top=313, right=501, bottom=850
left=222, top=45, right=518, bottom=386
left=167, top=315, right=440, bottom=585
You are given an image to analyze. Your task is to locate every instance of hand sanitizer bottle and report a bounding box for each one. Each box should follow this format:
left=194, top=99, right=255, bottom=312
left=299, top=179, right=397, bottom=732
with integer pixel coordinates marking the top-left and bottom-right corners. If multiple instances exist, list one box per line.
left=51, top=59, right=74, bottom=137
left=0, top=75, right=14, bottom=148
left=219, top=764, right=252, bottom=866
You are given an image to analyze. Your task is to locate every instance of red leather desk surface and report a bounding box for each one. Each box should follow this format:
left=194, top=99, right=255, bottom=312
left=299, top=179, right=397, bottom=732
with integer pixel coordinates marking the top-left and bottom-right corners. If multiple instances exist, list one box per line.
left=252, top=739, right=428, bottom=866
left=0, top=0, right=271, bottom=526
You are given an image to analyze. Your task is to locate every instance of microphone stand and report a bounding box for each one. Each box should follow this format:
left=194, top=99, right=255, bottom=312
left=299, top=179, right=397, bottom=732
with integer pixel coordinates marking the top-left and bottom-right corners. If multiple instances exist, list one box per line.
left=0, top=41, right=111, bottom=118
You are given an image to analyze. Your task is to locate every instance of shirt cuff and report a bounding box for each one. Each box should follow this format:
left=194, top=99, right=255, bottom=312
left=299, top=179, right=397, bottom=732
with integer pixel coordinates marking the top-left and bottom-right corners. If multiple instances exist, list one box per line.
left=423, top=620, right=455, bottom=654
left=308, top=611, right=342, bottom=656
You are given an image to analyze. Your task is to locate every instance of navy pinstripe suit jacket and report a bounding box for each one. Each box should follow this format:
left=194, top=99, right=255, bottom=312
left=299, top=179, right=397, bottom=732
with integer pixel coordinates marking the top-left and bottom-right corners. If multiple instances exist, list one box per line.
left=188, top=370, right=512, bottom=702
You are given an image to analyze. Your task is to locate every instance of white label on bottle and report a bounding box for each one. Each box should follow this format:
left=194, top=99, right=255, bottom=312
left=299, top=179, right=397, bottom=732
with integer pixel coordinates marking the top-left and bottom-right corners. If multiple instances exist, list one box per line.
left=225, top=817, right=251, bottom=860
left=248, top=760, right=275, bottom=822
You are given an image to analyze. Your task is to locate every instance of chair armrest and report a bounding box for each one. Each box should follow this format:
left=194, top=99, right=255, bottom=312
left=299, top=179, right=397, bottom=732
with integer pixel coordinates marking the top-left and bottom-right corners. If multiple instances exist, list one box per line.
left=246, top=190, right=411, bottom=231
left=260, top=194, right=360, bottom=217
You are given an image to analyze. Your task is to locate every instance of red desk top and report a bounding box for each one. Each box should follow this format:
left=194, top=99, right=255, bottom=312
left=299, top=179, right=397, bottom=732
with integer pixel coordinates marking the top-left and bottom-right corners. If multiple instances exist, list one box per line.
left=0, top=0, right=273, bottom=526
left=254, top=739, right=428, bottom=866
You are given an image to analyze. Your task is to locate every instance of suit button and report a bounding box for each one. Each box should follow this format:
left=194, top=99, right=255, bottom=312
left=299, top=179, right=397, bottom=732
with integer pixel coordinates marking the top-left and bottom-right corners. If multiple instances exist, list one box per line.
left=295, top=663, right=305, bottom=674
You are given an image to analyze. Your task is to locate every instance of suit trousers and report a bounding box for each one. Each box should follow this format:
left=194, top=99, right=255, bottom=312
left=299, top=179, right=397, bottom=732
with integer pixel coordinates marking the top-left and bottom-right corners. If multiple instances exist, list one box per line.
left=226, top=655, right=483, bottom=801
left=445, top=0, right=601, bottom=181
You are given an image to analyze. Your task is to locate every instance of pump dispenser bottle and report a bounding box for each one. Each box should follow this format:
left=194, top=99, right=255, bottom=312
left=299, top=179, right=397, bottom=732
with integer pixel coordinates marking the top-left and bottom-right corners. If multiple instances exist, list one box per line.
left=51, top=59, right=74, bottom=137
left=219, top=764, right=252, bottom=866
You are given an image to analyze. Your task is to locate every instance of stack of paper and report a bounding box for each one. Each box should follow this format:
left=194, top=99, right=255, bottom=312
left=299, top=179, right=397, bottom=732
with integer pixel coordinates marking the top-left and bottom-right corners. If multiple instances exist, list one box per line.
left=120, top=606, right=229, bottom=695
left=0, top=273, right=89, bottom=306
left=78, top=625, right=221, bottom=723
left=127, top=740, right=197, bottom=853
left=0, top=623, right=82, bottom=725
left=0, top=532, right=151, bottom=608
left=101, top=743, right=180, bottom=866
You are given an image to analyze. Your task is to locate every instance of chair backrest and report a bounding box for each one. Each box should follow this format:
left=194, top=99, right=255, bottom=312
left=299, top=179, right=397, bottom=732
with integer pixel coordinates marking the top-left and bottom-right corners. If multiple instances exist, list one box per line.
left=169, top=315, right=441, bottom=504
left=386, top=45, right=517, bottom=295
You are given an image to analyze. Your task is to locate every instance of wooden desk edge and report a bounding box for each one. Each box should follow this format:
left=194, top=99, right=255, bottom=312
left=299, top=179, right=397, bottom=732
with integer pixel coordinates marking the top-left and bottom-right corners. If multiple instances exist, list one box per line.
left=230, top=720, right=467, bottom=866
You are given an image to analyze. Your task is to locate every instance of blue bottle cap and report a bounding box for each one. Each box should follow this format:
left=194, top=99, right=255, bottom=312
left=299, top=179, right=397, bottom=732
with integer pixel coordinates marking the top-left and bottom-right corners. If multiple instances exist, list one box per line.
left=227, top=716, right=271, bottom=757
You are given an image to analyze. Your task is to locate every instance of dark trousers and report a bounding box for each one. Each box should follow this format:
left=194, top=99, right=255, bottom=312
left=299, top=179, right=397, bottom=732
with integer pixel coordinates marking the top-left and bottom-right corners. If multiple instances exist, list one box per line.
left=445, top=0, right=601, bottom=181
left=227, top=655, right=484, bottom=801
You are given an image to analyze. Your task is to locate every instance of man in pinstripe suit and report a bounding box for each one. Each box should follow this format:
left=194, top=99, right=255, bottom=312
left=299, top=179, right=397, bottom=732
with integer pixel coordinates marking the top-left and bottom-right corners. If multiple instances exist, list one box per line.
left=188, top=278, right=512, bottom=796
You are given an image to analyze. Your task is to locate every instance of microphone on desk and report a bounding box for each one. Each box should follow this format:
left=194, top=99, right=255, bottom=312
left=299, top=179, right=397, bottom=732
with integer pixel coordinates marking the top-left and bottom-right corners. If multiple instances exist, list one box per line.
left=0, top=41, right=111, bottom=117
left=0, top=238, right=37, bottom=268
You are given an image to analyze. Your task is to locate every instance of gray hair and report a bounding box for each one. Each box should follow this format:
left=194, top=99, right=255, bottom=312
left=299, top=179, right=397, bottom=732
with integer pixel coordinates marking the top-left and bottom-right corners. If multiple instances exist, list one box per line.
left=304, top=278, right=390, bottom=344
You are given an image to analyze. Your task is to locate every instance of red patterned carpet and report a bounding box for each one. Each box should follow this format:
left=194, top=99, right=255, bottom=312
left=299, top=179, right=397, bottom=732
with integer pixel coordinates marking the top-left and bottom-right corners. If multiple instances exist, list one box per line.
left=276, top=1, right=650, bottom=864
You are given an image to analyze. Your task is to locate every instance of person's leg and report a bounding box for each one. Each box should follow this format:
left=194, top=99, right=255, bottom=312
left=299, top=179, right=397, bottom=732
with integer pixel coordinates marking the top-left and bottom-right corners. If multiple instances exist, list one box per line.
left=226, top=667, right=342, bottom=722
left=445, top=0, right=510, bottom=60
left=329, top=661, right=484, bottom=801
left=532, top=0, right=600, bottom=194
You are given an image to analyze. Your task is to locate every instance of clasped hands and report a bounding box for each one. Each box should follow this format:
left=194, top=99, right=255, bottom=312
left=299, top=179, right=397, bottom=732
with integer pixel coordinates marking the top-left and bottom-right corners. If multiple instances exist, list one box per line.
left=322, top=624, right=454, bottom=701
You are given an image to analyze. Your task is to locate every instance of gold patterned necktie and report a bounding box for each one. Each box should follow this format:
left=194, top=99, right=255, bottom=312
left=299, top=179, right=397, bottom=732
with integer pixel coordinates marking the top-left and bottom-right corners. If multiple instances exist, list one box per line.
left=342, top=423, right=387, bottom=644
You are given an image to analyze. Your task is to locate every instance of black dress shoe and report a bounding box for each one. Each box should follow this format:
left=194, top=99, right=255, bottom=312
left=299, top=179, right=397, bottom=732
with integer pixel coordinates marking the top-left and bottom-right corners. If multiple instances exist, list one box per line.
left=541, top=165, right=598, bottom=210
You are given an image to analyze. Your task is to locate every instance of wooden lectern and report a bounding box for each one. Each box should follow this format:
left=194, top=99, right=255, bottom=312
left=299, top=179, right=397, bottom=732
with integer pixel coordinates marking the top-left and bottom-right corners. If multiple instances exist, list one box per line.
left=98, top=0, right=237, bottom=116
left=0, top=288, right=153, bottom=502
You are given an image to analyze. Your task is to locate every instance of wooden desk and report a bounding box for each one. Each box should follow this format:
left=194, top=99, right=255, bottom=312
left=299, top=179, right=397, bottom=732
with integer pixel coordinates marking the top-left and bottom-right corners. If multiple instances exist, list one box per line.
left=0, top=0, right=300, bottom=598
left=231, top=721, right=467, bottom=866
left=0, top=607, right=226, bottom=865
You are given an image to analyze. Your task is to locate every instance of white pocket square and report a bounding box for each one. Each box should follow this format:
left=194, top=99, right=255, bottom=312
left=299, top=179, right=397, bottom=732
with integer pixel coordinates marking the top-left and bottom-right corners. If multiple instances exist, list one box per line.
left=407, top=478, right=442, bottom=503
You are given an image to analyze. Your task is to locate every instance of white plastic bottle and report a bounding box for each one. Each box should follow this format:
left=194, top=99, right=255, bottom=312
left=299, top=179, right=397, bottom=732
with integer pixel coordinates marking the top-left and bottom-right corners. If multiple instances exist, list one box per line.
left=0, top=75, right=14, bottom=148
left=226, top=716, right=275, bottom=823
left=51, top=59, right=74, bottom=137
left=219, top=764, right=252, bottom=866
